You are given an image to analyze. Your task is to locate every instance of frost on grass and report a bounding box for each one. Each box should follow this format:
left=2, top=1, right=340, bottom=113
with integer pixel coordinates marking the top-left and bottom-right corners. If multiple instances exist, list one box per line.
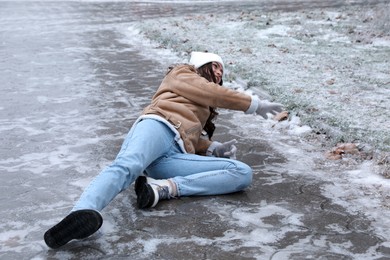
left=131, top=3, right=390, bottom=153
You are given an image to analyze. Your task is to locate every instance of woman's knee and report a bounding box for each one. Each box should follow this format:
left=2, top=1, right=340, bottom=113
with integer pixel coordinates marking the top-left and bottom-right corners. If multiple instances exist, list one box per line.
left=234, top=161, right=253, bottom=189
left=106, top=161, right=142, bottom=186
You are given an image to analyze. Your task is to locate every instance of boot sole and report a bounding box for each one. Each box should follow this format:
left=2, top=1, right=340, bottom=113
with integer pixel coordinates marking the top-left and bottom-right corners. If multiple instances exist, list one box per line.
left=44, top=209, right=103, bottom=249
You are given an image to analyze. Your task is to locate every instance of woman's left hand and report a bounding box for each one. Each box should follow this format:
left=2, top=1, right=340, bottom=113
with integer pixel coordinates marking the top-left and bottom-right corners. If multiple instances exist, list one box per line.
left=212, top=139, right=238, bottom=159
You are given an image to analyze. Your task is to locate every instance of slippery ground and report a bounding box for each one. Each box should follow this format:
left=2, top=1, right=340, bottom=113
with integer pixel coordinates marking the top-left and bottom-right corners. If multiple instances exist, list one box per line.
left=0, top=1, right=389, bottom=259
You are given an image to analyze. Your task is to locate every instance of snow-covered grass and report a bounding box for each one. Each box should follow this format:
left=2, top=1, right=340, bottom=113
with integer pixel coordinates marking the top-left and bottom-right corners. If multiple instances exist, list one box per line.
left=129, top=3, right=390, bottom=157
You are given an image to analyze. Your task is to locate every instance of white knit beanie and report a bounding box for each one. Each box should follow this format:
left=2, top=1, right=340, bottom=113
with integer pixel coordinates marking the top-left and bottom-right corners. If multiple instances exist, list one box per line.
left=189, top=51, right=224, bottom=70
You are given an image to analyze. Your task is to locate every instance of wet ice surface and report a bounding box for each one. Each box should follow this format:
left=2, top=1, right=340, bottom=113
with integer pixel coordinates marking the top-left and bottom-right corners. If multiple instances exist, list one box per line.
left=0, top=1, right=389, bottom=259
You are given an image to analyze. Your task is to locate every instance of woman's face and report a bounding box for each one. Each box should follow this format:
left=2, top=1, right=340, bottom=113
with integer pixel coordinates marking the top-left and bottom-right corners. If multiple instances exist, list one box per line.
left=211, top=62, right=223, bottom=84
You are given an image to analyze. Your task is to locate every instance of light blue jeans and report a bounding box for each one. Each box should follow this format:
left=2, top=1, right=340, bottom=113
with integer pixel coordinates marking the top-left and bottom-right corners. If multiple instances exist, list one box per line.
left=73, top=119, right=252, bottom=212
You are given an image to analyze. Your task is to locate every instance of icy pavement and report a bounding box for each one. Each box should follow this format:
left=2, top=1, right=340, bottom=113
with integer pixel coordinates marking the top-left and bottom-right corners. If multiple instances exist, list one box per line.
left=0, top=1, right=389, bottom=259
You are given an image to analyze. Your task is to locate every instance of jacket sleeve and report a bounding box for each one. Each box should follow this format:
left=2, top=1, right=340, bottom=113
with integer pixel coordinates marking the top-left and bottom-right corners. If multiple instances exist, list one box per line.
left=166, top=66, right=258, bottom=113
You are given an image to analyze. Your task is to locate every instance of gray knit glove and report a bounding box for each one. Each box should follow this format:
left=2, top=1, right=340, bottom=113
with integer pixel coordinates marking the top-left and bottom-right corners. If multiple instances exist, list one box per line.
left=208, top=139, right=238, bottom=159
left=256, top=100, right=284, bottom=119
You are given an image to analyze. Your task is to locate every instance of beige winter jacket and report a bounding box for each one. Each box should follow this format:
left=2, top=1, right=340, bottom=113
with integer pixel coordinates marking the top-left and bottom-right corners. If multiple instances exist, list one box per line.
left=142, top=65, right=258, bottom=154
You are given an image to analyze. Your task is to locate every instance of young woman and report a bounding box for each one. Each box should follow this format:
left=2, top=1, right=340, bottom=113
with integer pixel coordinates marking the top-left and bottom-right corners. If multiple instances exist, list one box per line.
left=44, top=51, right=283, bottom=249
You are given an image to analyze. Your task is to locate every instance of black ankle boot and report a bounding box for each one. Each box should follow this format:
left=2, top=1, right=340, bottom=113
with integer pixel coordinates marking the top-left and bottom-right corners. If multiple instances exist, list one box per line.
left=44, top=209, right=103, bottom=249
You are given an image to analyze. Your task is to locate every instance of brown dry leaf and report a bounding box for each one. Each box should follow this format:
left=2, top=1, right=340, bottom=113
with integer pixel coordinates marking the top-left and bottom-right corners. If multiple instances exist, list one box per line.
left=326, top=79, right=335, bottom=85
left=378, top=153, right=390, bottom=165
left=274, top=111, right=289, bottom=121
left=280, top=47, right=289, bottom=53
left=325, top=151, right=343, bottom=160
left=325, top=143, right=360, bottom=160
left=336, top=143, right=360, bottom=155
left=293, top=88, right=304, bottom=93
left=240, top=47, right=253, bottom=54
left=332, top=147, right=344, bottom=155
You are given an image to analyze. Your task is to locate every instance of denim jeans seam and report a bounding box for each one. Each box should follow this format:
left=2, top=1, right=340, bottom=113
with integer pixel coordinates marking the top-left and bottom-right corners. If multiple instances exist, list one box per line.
left=169, top=156, right=237, bottom=170
left=176, top=170, right=230, bottom=197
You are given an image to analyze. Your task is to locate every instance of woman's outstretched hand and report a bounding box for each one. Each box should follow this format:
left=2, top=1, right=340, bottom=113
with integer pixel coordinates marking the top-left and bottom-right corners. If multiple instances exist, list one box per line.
left=212, top=139, right=238, bottom=159
left=256, top=100, right=284, bottom=119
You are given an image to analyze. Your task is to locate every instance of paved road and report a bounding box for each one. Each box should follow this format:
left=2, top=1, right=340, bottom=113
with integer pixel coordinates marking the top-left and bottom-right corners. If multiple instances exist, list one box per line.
left=0, top=1, right=388, bottom=259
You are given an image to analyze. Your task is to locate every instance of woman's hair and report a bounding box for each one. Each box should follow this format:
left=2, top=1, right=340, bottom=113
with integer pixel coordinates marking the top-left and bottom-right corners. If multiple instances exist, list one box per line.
left=166, top=62, right=222, bottom=86
left=197, top=62, right=220, bottom=139
left=204, top=107, right=218, bottom=139
left=197, top=62, right=222, bottom=86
